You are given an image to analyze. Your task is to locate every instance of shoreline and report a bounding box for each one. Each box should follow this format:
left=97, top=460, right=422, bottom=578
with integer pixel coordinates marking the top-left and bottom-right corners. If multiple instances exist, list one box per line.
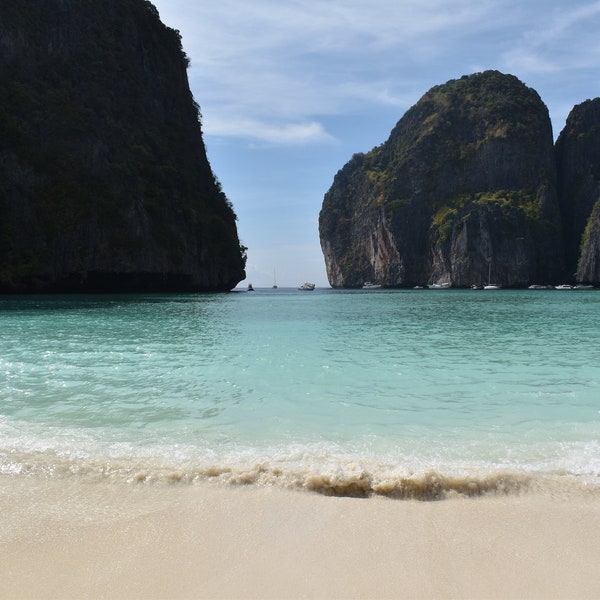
left=2, top=476, right=599, bottom=599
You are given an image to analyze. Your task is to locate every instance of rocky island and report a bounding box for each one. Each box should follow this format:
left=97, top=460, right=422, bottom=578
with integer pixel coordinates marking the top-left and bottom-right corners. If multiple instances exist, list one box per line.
left=0, top=0, right=246, bottom=293
left=319, top=71, right=600, bottom=288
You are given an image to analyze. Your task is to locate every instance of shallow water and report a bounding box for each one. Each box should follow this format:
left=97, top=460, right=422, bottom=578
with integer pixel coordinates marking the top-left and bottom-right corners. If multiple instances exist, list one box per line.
left=1, top=288, right=599, bottom=498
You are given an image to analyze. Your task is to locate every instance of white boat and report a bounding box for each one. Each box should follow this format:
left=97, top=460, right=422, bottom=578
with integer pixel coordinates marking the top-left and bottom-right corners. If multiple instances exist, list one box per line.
left=528, top=284, right=548, bottom=290
left=298, top=282, right=315, bottom=291
left=574, top=284, right=594, bottom=290
left=555, top=284, right=573, bottom=290
left=362, top=282, right=381, bottom=289
left=429, top=282, right=451, bottom=289
left=484, top=262, right=501, bottom=289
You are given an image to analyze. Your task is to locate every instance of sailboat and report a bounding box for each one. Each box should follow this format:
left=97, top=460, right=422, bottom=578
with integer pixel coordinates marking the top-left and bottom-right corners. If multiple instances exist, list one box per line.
left=484, top=262, right=501, bottom=290
left=272, top=268, right=278, bottom=289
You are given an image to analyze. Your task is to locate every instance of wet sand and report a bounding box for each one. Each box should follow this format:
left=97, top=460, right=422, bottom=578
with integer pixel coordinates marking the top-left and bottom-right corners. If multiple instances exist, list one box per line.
left=1, top=476, right=599, bottom=599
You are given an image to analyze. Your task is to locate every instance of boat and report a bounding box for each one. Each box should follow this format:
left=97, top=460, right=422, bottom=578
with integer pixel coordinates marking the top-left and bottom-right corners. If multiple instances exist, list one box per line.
left=272, top=269, right=278, bottom=289
left=574, top=284, right=594, bottom=290
left=555, top=284, right=573, bottom=290
left=484, top=262, right=501, bottom=289
left=247, top=283, right=254, bottom=291
left=528, top=284, right=548, bottom=290
left=362, top=282, right=382, bottom=289
left=429, top=282, right=451, bottom=289
left=471, top=284, right=483, bottom=290
left=298, top=282, right=315, bottom=291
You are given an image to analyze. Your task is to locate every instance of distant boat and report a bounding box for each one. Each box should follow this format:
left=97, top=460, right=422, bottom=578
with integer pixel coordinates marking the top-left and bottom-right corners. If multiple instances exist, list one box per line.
left=574, top=284, right=594, bottom=290
left=362, top=282, right=381, bottom=289
left=471, top=284, right=483, bottom=290
left=272, top=269, right=278, bottom=289
left=528, top=284, right=548, bottom=290
left=429, top=282, right=451, bottom=289
left=484, top=262, right=501, bottom=289
left=555, top=284, right=573, bottom=290
left=247, top=283, right=254, bottom=291
left=298, top=282, right=315, bottom=291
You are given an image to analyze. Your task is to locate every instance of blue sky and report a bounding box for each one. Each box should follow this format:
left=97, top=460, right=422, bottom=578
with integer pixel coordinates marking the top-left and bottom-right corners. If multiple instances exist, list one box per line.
left=151, top=0, right=600, bottom=288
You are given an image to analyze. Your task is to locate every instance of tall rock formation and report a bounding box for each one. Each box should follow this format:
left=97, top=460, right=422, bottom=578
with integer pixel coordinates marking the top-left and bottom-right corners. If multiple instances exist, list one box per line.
left=0, top=0, right=246, bottom=292
left=556, top=99, right=600, bottom=284
left=319, top=71, right=565, bottom=288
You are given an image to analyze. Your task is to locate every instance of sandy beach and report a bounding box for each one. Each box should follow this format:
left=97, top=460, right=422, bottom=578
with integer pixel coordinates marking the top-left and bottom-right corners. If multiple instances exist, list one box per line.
left=1, top=476, right=599, bottom=599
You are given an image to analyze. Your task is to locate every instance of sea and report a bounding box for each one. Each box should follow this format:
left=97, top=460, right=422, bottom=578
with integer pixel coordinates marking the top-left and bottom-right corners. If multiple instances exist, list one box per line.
left=1, top=287, right=599, bottom=500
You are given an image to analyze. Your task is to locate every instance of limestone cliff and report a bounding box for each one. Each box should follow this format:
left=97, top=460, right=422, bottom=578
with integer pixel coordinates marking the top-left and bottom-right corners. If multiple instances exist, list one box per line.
left=319, top=71, right=565, bottom=288
left=0, top=0, right=246, bottom=292
left=577, top=202, right=600, bottom=282
left=556, top=99, right=600, bottom=284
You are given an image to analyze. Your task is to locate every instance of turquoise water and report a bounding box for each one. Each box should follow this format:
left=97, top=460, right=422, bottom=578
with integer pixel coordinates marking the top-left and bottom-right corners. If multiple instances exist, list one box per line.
left=1, top=289, right=599, bottom=498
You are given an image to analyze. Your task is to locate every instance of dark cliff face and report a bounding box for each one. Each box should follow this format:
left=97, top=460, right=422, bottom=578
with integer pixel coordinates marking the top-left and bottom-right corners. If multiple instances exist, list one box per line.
left=556, top=99, right=600, bottom=284
left=319, top=71, right=565, bottom=288
left=0, top=0, right=246, bottom=292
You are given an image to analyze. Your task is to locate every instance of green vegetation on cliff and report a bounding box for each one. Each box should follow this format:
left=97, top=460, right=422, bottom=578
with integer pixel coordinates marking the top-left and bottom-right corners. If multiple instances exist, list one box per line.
left=0, top=0, right=246, bottom=292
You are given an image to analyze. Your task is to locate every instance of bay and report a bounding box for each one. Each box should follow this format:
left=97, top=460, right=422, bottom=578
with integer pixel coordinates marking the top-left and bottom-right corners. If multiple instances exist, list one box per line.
left=1, top=288, right=599, bottom=497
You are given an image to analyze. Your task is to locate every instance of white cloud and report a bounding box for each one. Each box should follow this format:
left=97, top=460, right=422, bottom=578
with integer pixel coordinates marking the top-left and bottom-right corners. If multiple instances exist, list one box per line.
left=204, top=116, right=335, bottom=145
left=153, top=0, right=506, bottom=144
left=530, top=1, right=600, bottom=44
left=503, top=1, right=600, bottom=74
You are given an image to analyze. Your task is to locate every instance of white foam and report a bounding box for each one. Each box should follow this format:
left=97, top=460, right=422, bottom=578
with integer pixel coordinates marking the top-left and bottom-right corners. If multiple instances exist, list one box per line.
left=1, top=421, right=598, bottom=499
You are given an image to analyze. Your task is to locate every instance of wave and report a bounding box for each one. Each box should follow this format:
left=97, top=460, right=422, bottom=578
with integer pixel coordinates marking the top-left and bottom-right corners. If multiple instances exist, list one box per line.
left=2, top=448, right=598, bottom=500
left=2, top=416, right=598, bottom=500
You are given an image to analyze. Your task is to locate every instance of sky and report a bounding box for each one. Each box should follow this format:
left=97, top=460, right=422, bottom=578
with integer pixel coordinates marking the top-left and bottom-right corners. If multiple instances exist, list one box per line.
left=151, top=0, right=600, bottom=288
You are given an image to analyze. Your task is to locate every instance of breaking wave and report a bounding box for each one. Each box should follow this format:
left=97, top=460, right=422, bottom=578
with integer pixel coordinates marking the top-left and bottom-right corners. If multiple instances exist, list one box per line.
left=2, top=448, right=599, bottom=500
left=2, top=415, right=598, bottom=500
